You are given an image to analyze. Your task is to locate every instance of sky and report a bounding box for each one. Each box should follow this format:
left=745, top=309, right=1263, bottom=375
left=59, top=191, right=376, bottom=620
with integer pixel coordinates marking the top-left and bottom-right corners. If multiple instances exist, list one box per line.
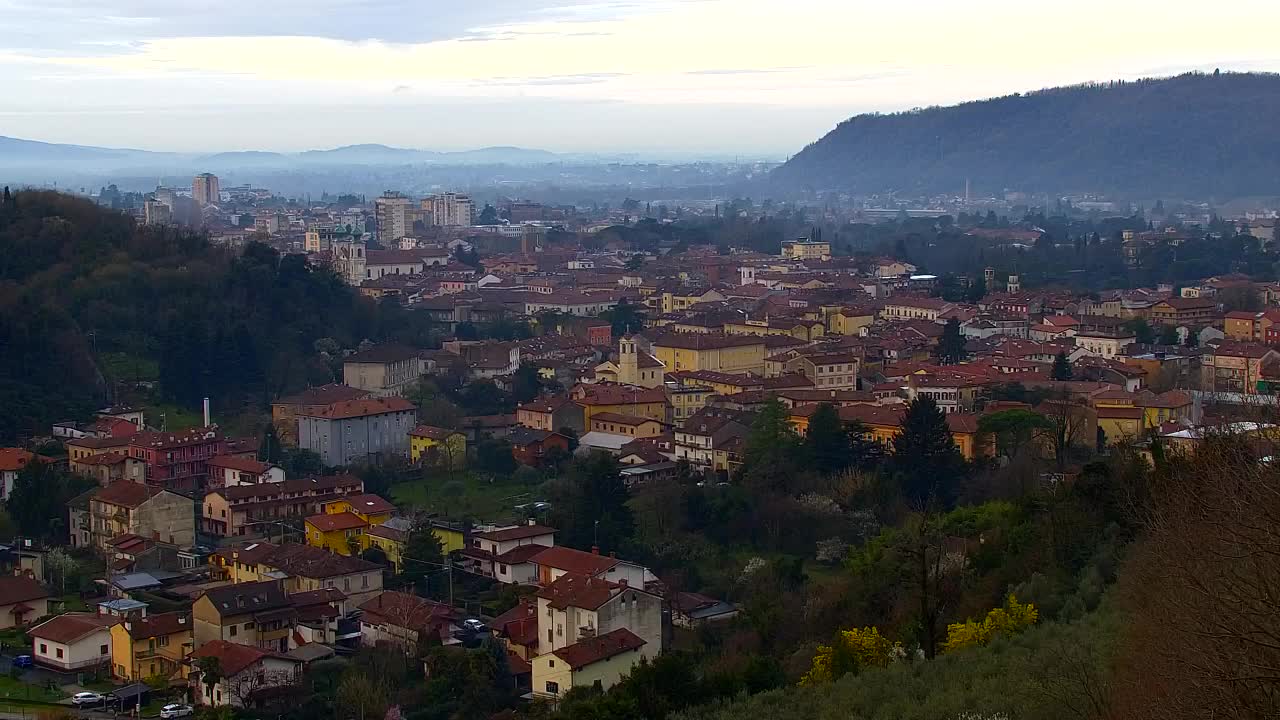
left=3, top=0, right=1280, bottom=156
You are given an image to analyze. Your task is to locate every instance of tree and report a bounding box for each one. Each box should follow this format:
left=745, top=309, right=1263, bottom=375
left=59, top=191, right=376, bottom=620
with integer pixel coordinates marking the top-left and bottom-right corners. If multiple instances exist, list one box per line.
left=400, top=520, right=445, bottom=595
left=890, top=397, right=964, bottom=511
left=741, top=399, right=803, bottom=493
left=550, top=452, right=635, bottom=552
left=977, top=408, right=1054, bottom=459
left=805, top=403, right=852, bottom=476
left=511, top=363, right=542, bottom=404
left=800, top=626, right=901, bottom=685
left=8, top=460, right=88, bottom=543
left=476, top=204, right=500, bottom=225
left=603, top=300, right=645, bottom=338
left=196, top=656, right=223, bottom=702
left=941, top=595, right=1039, bottom=652
left=474, top=438, right=517, bottom=477
left=257, top=423, right=282, bottom=464
left=1050, top=351, right=1073, bottom=381
left=45, top=547, right=78, bottom=595
left=934, top=318, right=966, bottom=365
left=965, top=277, right=987, bottom=303
left=1124, top=318, right=1156, bottom=345
left=1157, top=323, right=1181, bottom=346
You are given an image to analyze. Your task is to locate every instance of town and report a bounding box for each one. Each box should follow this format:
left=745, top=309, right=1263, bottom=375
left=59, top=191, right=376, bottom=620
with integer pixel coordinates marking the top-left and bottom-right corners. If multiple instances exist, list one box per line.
left=1, top=168, right=1279, bottom=720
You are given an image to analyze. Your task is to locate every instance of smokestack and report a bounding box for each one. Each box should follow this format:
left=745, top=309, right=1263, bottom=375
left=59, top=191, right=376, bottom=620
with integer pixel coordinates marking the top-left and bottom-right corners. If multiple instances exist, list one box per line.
left=203, top=398, right=211, bottom=427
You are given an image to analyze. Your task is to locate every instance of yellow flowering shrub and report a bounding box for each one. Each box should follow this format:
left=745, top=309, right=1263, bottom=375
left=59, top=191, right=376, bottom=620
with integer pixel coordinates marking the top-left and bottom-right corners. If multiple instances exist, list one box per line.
left=799, top=626, right=901, bottom=685
left=942, top=594, right=1039, bottom=653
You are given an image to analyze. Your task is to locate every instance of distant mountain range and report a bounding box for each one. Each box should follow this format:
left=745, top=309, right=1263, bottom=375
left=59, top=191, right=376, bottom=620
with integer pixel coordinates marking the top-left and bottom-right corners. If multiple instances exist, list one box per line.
left=0, top=137, right=575, bottom=174
left=773, top=72, right=1280, bottom=199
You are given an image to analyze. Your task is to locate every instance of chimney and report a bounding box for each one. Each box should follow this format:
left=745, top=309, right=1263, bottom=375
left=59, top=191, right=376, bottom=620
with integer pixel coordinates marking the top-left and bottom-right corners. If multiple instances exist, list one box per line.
left=609, top=551, right=616, bottom=559
left=618, top=579, right=627, bottom=588
left=203, top=398, right=211, bottom=428
left=527, top=518, right=535, bottom=527
left=178, top=616, right=186, bottom=625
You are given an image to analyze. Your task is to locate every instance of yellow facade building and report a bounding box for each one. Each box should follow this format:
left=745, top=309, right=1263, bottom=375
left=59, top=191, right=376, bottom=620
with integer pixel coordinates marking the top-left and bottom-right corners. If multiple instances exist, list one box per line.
left=651, top=333, right=767, bottom=375
left=110, top=612, right=194, bottom=683
left=408, top=426, right=467, bottom=467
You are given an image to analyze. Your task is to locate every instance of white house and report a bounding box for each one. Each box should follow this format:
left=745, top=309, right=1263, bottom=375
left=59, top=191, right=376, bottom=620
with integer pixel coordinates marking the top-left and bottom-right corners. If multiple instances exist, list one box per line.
left=534, top=573, right=663, bottom=656
left=189, top=640, right=302, bottom=707
left=458, top=523, right=556, bottom=584
left=0, top=576, right=50, bottom=629
left=206, top=456, right=285, bottom=489
left=29, top=612, right=117, bottom=671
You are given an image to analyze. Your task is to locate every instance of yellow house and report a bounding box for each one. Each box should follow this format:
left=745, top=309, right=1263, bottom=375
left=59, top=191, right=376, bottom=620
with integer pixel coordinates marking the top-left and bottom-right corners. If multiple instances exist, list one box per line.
left=789, top=404, right=990, bottom=461
left=571, top=384, right=670, bottom=426
left=827, top=309, right=877, bottom=336
left=408, top=425, right=467, bottom=468
left=659, top=289, right=725, bottom=314
left=722, top=319, right=825, bottom=342
left=324, top=494, right=396, bottom=526
left=305, top=512, right=369, bottom=555
left=110, top=612, right=194, bottom=683
left=651, top=333, right=767, bottom=375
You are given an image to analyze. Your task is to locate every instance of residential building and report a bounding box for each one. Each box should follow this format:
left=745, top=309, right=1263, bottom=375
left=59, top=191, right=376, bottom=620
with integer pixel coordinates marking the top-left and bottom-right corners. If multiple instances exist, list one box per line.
left=88, top=483, right=195, bottom=554
left=588, top=413, right=665, bottom=439
left=72, top=452, right=146, bottom=487
left=358, top=591, right=459, bottom=653
left=458, top=523, right=557, bottom=583
left=422, top=192, right=476, bottom=227
left=904, top=374, right=985, bottom=414
left=303, top=493, right=396, bottom=556
left=201, top=474, right=365, bottom=538
left=570, top=384, right=670, bottom=426
left=0, top=576, right=50, bottom=629
left=0, top=449, right=56, bottom=500
left=110, top=611, right=194, bottom=682
left=126, top=428, right=226, bottom=493
left=298, top=397, right=418, bottom=467
left=212, top=543, right=384, bottom=605
left=271, top=385, right=372, bottom=446
left=531, top=628, right=647, bottom=699
left=517, top=397, right=585, bottom=434
left=1073, top=330, right=1137, bottom=359
left=192, top=580, right=295, bottom=651
left=780, top=239, right=831, bottom=261
left=189, top=640, right=302, bottom=708
left=29, top=613, right=117, bottom=671
left=408, top=426, right=467, bottom=468
left=207, top=456, right=284, bottom=490
left=342, top=345, right=422, bottom=397
left=673, top=410, right=750, bottom=474
left=191, top=174, right=220, bottom=205
left=374, top=192, right=412, bottom=241
left=1200, top=341, right=1280, bottom=394
left=534, top=572, right=662, bottom=655
left=507, top=427, right=573, bottom=467
left=1149, top=297, right=1217, bottom=326
left=880, top=298, right=953, bottom=322
left=787, top=353, right=859, bottom=390
left=529, top=546, right=647, bottom=588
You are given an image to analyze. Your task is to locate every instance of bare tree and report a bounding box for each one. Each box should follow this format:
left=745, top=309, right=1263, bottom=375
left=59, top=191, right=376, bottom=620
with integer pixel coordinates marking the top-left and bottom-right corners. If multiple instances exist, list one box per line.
left=1110, top=435, right=1280, bottom=719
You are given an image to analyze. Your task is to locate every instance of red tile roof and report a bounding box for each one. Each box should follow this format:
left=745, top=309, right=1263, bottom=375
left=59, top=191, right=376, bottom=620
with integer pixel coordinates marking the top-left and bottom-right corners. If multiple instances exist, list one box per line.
left=207, top=455, right=272, bottom=474
left=305, top=512, right=368, bottom=533
left=274, top=384, right=372, bottom=407
left=190, top=640, right=293, bottom=676
left=551, top=628, right=645, bottom=670
left=409, top=425, right=462, bottom=440
left=536, top=573, right=622, bottom=611
left=529, top=546, right=619, bottom=576
left=94, top=482, right=162, bottom=509
left=474, top=524, right=557, bottom=543
left=0, top=576, right=49, bottom=607
left=30, top=612, right=117, bottom=644
left=358, top=591, right=457, bottom=631
left=303, top=397, right=417, bottom=420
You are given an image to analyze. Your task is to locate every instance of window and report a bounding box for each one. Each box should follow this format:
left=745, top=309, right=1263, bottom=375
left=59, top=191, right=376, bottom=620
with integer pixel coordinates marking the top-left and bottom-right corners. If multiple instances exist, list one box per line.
left=344, top=578, right=351, bottom=591
left=39, top=644, right=46, bottom=654
left=56, top=648, right=64, bottom=659
left=245, top=621, right=255, bottom=629
left=545, top=681, right=559, bottom=695
left=547, top=629, right=553, bottom=643
left=158, top=635, right=169, bottom=647
left=362, top=575, right=369, bottom=589
left=229, top=625, right=238, bottom=637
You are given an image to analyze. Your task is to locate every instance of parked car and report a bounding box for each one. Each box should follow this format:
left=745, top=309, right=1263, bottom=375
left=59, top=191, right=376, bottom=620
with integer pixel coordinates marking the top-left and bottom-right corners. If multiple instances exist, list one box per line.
left=462, top=618, right=487, bottom=633
left=10, top=655, right=32, bottom=669
left=72, top=692, right=105, bottom=705
left=160, top=704, right=194, bottom=718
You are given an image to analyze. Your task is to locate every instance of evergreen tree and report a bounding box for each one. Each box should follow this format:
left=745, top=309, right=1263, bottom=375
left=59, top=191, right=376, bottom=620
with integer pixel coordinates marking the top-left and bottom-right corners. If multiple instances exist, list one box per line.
left=805, top=403, right=851, bottom=475
left=741, top=399, right=803, bottom=493
left=935, top=318, right=966, bottom=365
left=891, top=397, right=964, bottom=510
left=965, top=277, right=987, bottom=303
left=1051, top=352, right=1074, bottom=381
left=1158, top=324, right=1181, bottom=346
left=552, top=452, right=635, bottom=552
left=401, top=520, right=446, bottom=594
left=1184, top=328, right=1199, bottom=347
left=258, top=423, right=282, bottom=464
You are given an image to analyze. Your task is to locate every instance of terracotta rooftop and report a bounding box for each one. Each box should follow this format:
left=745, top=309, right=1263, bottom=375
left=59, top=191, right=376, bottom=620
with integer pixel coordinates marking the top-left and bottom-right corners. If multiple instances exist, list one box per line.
left=409, top=425, right=461, bottom=440
left=305, top=512, right=368, bottom=533
left=30, top=612, right=117, bottom=644
left=0, top=576, right=49, bottom=607
left=274, top=384, right=371, bottom=407
left=536, top=572, right=625, bottom=611
left=551, top=628, right=645, bottom=670
left=190, top=640, right=292, bottom=676
left=302, top=397, right=417, bottom=420
left=94, top=482, right=162, bottom=509
left=474, top=524, right=557, bottom=543
left=529, top=546, right=620, bottom=576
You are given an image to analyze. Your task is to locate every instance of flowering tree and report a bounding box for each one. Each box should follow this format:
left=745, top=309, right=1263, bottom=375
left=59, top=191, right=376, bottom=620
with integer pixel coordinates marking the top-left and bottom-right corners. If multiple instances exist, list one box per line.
left=799, top=626, right=902, bottom=686
left=941, top=595, right=1039, bottom=653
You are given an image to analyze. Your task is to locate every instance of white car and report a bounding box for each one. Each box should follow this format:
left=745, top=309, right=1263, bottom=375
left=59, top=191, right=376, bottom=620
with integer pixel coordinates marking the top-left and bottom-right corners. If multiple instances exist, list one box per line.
left=462, top=618, right=487, bottom=632
left=71, top=692, right=105, bottom=705
left=160, top=704, right=194, bottom=718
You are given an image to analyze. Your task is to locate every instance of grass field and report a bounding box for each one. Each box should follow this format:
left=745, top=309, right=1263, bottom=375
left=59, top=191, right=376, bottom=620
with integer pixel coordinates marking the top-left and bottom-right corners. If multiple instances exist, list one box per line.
left=389, top=471, right=544, bottom=521
left=0, top=675, right=68, bottom=703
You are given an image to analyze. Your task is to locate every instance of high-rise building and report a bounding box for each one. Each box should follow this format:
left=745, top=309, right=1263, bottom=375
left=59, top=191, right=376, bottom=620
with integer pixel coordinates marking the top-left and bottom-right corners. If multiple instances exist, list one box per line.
left=375, top=192, right=412, bottom=241
left=422, top=192, right=475, bottom=227
left=144, top=200, right=172, bottom=225
left=192, top=173, right=221, bottom=205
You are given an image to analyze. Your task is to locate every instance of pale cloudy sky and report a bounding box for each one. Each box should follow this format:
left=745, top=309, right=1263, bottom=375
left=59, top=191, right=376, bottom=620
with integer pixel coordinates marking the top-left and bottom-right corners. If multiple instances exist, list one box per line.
left=2, top=0, right=1278, bottom=155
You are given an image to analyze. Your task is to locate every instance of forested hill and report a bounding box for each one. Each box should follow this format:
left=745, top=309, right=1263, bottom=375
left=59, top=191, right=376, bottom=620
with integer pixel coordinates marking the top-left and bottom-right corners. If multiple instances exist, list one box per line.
left=773, top=72, right=1280, bottom=199
left=0, top=190, right=435, bottom=441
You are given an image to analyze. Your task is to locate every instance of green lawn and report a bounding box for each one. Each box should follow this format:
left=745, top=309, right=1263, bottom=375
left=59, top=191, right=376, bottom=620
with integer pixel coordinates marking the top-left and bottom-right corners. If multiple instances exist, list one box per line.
left=56, top=593, right=89, bottom=613
left=0, top=674, right=68, bottom=702
left=99, top=352, right=160, bottom=384
left=143, top=403, right=203, bottom=431
left=390, top=471, right=542, bottom=521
